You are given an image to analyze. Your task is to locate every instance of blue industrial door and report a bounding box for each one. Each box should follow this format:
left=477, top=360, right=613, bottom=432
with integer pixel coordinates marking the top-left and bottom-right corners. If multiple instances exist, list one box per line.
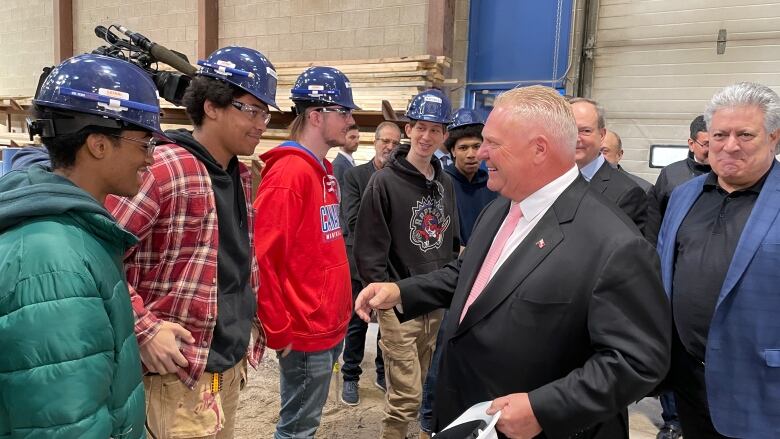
left=465, top=0, right=574, bottom=114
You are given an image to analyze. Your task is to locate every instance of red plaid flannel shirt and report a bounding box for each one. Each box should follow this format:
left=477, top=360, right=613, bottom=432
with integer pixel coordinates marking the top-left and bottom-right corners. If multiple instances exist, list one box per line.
left=105, top=144, right=264, bottom=389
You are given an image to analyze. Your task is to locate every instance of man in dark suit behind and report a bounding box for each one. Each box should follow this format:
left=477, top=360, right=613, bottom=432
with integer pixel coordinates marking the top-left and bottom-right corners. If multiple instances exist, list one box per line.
left=355, top=86, right=670, bottom=439
left=339, top=121, right=402, bottom=404
left=568, top=97, right=647, bottom=233
left=332, top=123, right=360, bottom=188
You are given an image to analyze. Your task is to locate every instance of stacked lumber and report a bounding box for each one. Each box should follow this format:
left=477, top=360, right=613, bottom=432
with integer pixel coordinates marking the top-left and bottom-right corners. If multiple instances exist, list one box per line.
left=272, top=55, right=456, bottom=112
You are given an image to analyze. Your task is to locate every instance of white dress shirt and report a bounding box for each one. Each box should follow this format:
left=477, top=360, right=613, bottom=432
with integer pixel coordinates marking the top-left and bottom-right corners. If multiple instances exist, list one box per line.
left=488, top=165, right=579, bottom=279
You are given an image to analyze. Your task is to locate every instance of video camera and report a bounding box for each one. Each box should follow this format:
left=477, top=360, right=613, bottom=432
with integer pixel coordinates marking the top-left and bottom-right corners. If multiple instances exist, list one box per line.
left=90, top=24, right=195, bottom=106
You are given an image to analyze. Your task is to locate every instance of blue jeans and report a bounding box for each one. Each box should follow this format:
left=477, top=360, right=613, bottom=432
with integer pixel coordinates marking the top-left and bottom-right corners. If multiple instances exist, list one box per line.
left=275, top=341, right=343, bottom=439
left=419, top=311, right=447, bottom=433
left=660, top=391, right=681, bottom=428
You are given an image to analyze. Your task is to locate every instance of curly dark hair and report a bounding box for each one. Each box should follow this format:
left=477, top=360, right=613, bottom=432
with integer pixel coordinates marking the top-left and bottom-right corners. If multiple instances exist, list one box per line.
left=181, top=76, right=247, bottom=127
left=444, top=125, right=483, bottom=153
left=32, top=105, right=122, bottom=170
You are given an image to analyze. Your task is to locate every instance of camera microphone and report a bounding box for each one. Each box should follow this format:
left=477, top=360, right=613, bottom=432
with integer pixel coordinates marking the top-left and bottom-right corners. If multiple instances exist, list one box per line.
left=115, top=25, right=197, bottom=76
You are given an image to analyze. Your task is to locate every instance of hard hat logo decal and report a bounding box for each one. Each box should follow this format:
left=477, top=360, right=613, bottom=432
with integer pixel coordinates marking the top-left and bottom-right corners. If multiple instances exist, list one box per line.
left=99, top=88, right=130, bottom=100
left=423, top=95, right=443, bottom=104
left=97, top=88, right=129, bottom=112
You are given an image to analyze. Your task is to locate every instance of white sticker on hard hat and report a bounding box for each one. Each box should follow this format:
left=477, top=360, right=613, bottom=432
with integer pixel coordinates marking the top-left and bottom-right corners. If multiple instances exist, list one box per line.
left=99, top=98, right=128, bottom=112
left=215, top=60, right=236, bottom=76
left=423, top=95, right=442, bottom=104
left=99, top=88, right=129, bottom=101
left=308, top=85, right=325, bottom=91
left=345, top=82, right=351, bottom=88
left=266, top=66, right=278, bottom=79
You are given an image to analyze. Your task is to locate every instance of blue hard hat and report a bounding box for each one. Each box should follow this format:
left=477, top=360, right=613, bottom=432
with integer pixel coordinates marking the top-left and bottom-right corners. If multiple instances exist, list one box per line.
left=33, top=53, right=165, bottom=137
left=448, top=108, right=484, bottom=131
left=290, top=66, right=360, bottom=110
left=405, top=89, right=452, bottom=124
left=197, top=46, right=279, bottom=110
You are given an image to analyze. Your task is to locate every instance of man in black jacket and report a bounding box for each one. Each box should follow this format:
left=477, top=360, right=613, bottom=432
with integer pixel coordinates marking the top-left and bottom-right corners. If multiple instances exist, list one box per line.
left=354, top=89, right=460, bottom=439
left=339, top=121, right=401, bottom=405
left=354, top=85, right=670, bottom=439
left=569, top=97, right=647, bottom=233
left=645, top=115, right=711, bottom=245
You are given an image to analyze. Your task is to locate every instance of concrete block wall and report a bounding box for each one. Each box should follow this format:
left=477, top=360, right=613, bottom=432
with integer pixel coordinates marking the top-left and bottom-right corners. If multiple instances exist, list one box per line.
left=0, top=0, right=470, bottom=113
left=0, top=0, right=54, bottom=98
left=217, top=0, right=428, bottom=62
left=73, top=0, right=198, bottom=66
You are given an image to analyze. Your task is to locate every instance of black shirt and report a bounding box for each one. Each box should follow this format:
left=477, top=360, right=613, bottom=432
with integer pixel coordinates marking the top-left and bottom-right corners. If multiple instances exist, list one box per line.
left=205, top=157, right=256, bottom=372
left=167, top=129, right=256, bottom=373
left=672, top=163, right=772, bottom=361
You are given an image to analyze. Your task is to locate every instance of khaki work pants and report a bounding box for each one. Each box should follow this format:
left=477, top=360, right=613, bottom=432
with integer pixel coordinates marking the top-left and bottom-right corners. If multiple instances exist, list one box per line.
left=378, top=308, right=443, bottom=439
left=144, top=359, right=247, bottom=439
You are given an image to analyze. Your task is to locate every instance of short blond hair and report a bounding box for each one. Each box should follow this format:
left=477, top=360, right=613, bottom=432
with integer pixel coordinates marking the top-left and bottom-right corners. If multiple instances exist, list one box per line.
left=494, top=86, right=577, bottom=152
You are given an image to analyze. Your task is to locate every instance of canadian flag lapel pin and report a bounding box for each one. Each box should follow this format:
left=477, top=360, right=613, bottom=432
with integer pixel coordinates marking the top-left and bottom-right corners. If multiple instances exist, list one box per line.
left=536, top=238, right=545, bottom=249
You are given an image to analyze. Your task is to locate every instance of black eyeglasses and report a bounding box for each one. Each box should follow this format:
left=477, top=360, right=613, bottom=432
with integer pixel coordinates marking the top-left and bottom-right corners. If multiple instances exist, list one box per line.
left=312, top=107, right=353, bottom=117
left=108, top=134, right=158, bottom=157
left=692, top=138, right=709, bottom=148
left=231, top=100, right=272, bottom=124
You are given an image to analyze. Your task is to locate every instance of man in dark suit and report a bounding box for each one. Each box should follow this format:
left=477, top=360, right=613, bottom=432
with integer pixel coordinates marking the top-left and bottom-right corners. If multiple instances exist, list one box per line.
left=332, top=123, right=360, bottom=188
left=355, top=86, right=671, bottom=439
left=601, top=129, right=654, bottom=194
left=339, top=121, right=402, bottom=405
left=657, top=82, right=780, bottom=438
left=568, top=97, right=647, bottom=232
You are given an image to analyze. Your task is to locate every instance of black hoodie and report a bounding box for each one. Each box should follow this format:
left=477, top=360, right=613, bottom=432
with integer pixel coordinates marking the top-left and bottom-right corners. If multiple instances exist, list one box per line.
left=354, top=144, right=460, bottom=284
left=164, top=129, right=256, bottom=372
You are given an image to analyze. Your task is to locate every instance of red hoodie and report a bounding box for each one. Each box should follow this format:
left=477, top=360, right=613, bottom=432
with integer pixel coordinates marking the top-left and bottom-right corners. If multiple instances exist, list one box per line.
left=254, top=141, right=351, bottom=352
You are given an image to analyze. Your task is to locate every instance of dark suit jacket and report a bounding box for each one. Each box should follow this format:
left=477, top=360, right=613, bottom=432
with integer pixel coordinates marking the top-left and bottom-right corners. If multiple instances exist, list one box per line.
left=590, top=161, right=647, bottom=233
left=341, top=160, right=378, bottom=290
left=342, top=159, right=378, bottom=245
left=616, top=164, right=653, bottom=194
left=397, top=176, right=671, bottom=439
left=333, top=152, right=354, bottom=190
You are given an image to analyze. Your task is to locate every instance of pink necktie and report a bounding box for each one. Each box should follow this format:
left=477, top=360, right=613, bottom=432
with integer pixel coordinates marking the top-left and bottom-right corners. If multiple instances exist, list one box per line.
left=459, top=203, right=524, bottom=323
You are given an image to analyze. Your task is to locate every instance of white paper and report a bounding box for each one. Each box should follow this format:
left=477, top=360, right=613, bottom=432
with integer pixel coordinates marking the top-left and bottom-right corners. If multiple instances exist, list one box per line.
left=435, top=400, right=502, bottom=439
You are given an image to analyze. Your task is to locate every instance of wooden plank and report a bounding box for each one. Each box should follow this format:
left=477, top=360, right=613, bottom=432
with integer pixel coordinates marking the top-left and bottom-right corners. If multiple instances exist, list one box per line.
left=53, top=0, right=73, bottom=63
left=274, top=55, right=441, bottom=68
left=198, top=0, right=219, bottom=60
left=427, top=0, right=455, bottom=58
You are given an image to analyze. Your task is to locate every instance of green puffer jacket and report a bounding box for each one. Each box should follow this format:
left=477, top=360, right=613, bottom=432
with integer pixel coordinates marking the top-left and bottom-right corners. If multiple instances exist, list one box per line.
left=0, top=166, right=145, bottom=439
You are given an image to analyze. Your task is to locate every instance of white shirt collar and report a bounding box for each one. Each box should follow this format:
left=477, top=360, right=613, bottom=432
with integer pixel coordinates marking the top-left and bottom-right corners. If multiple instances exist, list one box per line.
left=517, top=165, right=580, bottom=222
left=338, top=150, right=355, bottom=166
left=579, top=154, right=605, bottom=182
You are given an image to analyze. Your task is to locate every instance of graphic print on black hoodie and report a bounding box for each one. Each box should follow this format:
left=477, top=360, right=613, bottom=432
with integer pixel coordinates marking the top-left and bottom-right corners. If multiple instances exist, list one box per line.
left=354, top=144, right=460, bottom=284
left=409, top=182, right=451, bottom=252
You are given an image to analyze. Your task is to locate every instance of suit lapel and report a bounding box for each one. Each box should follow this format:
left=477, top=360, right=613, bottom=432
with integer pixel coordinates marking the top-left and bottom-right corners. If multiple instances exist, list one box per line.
left=447, top=198, right=509, bottom=335
left=455, top=213, right=564, bottom=336
left=717, top=163, right=780, bottom=307
left=659, top=179, right=705, bottom=293
left=453, top=178, right=586, bottom=337
left=588, top=161, right=610, bottom=194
